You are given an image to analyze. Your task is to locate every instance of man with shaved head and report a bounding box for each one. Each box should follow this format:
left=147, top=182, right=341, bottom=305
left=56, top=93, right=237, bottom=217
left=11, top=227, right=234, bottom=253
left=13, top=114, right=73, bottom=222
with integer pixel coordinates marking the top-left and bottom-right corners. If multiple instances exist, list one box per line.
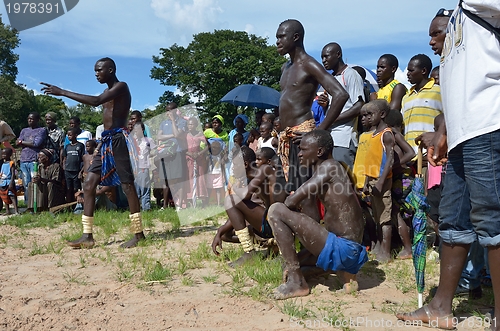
left=275, top=19, right=348, bottom=219
left=320, top=42, right=364, bottom=169
left=41, top=57, right=145, bottom=249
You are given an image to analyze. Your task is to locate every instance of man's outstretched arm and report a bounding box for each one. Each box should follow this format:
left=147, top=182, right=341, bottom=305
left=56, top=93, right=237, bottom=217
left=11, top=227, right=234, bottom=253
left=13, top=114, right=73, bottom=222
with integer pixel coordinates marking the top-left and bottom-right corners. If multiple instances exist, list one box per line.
left=40, top=82, right=127, bottom=107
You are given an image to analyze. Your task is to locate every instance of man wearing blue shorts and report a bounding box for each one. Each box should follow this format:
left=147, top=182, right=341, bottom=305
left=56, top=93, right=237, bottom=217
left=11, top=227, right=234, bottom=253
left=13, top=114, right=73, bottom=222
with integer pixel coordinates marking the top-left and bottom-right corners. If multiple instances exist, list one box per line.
left=268, top=130, right=367, bottom=300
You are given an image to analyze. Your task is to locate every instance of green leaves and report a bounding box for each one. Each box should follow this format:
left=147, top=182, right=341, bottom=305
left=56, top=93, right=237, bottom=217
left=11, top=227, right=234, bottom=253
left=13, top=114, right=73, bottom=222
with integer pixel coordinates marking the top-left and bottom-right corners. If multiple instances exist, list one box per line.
left=0, top=14, right=20, bottom=82
left=151, top=29, right=285, bottom=127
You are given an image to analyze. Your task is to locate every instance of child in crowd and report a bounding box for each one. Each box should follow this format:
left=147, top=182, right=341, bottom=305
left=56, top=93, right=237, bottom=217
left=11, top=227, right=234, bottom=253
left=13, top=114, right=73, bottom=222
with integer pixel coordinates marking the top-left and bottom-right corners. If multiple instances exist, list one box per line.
left=63, top=128, right=85, bottom=203
left=384, top=109, right=416, bottom=259
left=133, top=122, right=156, bottom=211
left=272, top=116, right=281, bottom=138
left=430, top=66, right=440, bottom=85
left=185, top=117, right=209, bottom=208
left=257, top=122, right=278, bottom=152
left=207, top=138, right=226, bottom=206
left=74, top=140, right=97, bottom=214
left=247, top=129, right=260, bottom=152
left=261, top=112, right=276, bottom=124
left=0, top=148, right=18, bottom=215
left=359, top=100, right=395, bottom=263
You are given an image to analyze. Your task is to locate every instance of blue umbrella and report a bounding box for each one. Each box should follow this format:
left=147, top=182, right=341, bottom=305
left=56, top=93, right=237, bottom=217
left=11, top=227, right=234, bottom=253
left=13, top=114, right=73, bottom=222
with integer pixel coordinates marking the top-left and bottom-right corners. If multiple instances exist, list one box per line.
left=220, top=84, right=280, bottom=109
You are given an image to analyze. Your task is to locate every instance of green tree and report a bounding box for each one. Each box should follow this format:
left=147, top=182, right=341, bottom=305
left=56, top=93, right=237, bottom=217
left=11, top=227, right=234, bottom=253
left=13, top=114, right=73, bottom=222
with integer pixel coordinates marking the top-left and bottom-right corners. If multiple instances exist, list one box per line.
left=150, top=29, right=284, bottom=127
left=0, top=15, right=20, bottom=81
left=0, top=78, right=36, bottom=134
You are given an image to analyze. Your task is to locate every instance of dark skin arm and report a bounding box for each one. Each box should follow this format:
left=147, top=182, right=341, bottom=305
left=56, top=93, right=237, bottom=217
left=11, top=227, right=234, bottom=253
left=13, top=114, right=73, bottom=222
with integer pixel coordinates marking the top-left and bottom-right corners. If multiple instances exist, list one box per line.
left=334, top=97, right=364, bottom=124
left=394, top=130, right=416, bottom=164
left=234, top=165, right=270, bottom=201
left=40, top=82, right=127, bottom=107
left=8, top=163, right=15, bottom=191
left=427, top=120, right=448, bottom=166
left=388, top=84, right=407, bottom=112
left=212, top=219, right=234, bottom=255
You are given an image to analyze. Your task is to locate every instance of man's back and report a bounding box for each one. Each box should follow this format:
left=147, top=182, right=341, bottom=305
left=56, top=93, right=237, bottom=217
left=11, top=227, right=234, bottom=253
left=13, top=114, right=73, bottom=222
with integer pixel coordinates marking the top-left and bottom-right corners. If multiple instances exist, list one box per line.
left=318, top=159, right=364, bottom=243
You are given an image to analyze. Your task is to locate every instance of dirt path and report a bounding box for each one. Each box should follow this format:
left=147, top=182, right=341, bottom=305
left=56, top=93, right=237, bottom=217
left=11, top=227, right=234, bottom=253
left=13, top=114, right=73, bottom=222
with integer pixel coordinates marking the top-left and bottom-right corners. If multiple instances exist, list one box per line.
left=0, top=220, right=493, bottom=331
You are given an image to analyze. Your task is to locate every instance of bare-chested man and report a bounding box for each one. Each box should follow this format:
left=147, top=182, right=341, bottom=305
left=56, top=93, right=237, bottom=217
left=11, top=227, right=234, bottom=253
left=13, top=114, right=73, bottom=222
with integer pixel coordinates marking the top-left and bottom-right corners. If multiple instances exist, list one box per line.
left=268, top=130, right=367, bottom=300
left=276, top=19, right=348, bottom=217
left=41, top=57, right=144, bottom=249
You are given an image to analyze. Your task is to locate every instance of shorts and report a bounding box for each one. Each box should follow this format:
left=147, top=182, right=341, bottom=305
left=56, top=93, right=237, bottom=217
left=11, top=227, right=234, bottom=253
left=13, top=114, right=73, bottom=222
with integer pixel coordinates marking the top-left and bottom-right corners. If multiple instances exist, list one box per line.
left=88, top=132, right=134, bottom=184
left=0, top=186, right=15, bottom=204
left=158, top=152, right=184, bottom=181
left=253, top=208, right=273, bottom=239
left=332, top=140, right=357, bottom=170
left=439, top=129, right=500, bottom=247
left=427, top=184, right=442, bottom=223
left=367, top=177, right=393, bottom=226
left=65, top=170, right=81, bottom=191
left=316, top=232, right=368, bottom=274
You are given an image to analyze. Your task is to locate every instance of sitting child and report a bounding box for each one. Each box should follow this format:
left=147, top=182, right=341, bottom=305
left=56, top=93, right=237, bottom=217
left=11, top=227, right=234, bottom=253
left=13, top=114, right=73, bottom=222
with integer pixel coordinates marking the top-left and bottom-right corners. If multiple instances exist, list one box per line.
left=0, top=148, right=18, bottom=215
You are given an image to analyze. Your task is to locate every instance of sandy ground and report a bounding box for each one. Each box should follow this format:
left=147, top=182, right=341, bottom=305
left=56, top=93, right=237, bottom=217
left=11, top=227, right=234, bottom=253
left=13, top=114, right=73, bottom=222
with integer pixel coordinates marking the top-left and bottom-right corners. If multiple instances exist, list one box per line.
left=0, top=215, right=494, bottom=331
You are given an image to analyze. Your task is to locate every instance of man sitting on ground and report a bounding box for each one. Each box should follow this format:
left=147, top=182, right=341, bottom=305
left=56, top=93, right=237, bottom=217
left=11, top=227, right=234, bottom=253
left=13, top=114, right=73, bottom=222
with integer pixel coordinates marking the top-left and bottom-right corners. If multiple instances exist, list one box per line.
left=268, top=130, right=367, bottom=300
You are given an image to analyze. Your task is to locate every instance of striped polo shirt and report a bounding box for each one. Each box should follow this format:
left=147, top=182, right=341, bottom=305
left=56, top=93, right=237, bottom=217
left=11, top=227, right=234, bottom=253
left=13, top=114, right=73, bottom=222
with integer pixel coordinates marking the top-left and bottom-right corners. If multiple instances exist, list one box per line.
left=402, top=78, right=443, bottom=153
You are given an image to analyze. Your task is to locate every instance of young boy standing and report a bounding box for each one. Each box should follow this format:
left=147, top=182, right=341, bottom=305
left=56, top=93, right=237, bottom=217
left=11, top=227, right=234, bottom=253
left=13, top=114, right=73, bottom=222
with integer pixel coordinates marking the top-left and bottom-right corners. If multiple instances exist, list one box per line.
left=0, top=148, right=18, bottom=215
left=361, top=100, right=395, bottom=263
left=63, top=128, right=85, bottom=203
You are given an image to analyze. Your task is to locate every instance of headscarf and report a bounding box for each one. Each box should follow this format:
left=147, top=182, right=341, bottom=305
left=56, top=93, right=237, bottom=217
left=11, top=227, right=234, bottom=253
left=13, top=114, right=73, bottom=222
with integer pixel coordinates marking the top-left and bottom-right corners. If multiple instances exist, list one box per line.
left=45, top=112, right=57, bottom=121
left=40, top=148, right=54, bottom=159
left=212, top=114, right=224, bottom=125
left=233, top=114, right=249, bottom=127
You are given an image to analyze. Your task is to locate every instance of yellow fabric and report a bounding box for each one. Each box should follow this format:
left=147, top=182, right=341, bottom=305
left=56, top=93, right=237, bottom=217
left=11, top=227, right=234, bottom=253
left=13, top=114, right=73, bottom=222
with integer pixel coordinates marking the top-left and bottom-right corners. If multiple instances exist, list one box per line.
left=402, top=78, right=443, bottom=153
left=235, top=228, right=254, bottom=253
left=352, top=131, right=373, bottom=189
left=82, top=215, right=94, bottom=234
left=129, top=212, right=143, bottom=234
left=377, top=79, right=400, bottom=104
left=364, top=128, right=393, bottom=179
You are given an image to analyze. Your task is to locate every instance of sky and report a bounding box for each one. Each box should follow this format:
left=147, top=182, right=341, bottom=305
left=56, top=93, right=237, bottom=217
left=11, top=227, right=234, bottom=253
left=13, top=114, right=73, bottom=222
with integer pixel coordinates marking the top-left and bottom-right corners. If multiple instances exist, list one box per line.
left=1, top=0, right=459, bottom=111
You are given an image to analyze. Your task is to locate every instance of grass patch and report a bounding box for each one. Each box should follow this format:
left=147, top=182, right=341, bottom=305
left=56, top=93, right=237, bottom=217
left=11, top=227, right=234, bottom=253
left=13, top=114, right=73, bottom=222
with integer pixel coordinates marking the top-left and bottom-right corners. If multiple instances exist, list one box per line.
left=278, top=299, right=317, bottom=320
left=63, top=271, right=89, bottom=285
left=5, top=211, right=72, bottom=229
left=143, top=261, right=173, bottom=283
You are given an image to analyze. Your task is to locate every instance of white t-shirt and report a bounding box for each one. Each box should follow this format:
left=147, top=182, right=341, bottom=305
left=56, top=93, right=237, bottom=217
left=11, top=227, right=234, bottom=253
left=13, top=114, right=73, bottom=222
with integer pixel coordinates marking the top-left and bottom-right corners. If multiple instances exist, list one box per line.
left=441, top=1, right=500, bottom=151
left=327, top=67, right=364, bottom=148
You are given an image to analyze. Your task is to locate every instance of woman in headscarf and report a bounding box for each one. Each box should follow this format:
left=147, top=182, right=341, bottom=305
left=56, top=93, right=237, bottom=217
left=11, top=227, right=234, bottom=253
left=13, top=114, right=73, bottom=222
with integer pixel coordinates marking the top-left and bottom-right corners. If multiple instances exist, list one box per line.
left=228, top=114, right=250, bottom=152
left=27, top=148, right=65, bottom=211
left=203, top=115, right=229, bottom=144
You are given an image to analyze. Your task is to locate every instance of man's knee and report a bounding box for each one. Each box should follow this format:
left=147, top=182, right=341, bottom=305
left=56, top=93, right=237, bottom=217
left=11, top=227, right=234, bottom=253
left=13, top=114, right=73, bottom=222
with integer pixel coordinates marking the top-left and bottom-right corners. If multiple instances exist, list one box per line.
left=268, top=202, right=287, bottom=223
left=83, top=174, right=99, bottom=193
left=121, top=182, right=135, bottom=196
left=224, top=194, right=243, bottom=210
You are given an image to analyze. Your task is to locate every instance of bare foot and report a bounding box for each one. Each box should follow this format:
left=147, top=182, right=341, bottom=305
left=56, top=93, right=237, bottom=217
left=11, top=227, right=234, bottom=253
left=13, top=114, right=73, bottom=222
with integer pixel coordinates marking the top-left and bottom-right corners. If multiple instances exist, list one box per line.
left=396, top=305, right=456, bottom=330
left=374, top=252, right=391, bottom=263
left=228, top=250, right=259, bottom=268
left=67, top=234, right=95, bottom=249
left=273, top=280, right=310, bottom=300
left=397, top=249, right=412, bottom=260
left=120, top=232, right=146, bottom=248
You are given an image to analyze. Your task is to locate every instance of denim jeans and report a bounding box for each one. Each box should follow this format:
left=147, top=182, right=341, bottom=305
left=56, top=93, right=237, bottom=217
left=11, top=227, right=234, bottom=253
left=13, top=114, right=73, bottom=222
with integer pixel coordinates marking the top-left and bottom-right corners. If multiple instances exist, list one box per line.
left=20, top=161, right=35, bottom=203
left=135, top=169, right=151, bottom=211
left=458, top=239, right=485, bottom=290
left=439, top=129, right=500, bottom=247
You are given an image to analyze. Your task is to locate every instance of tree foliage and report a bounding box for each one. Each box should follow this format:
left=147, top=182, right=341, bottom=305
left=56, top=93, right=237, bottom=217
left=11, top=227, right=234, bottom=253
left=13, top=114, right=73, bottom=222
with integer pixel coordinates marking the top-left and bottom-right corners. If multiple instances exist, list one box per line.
left=150, top=29, right=285, bottom=127
left=0, top=15, right=20, bottom=82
